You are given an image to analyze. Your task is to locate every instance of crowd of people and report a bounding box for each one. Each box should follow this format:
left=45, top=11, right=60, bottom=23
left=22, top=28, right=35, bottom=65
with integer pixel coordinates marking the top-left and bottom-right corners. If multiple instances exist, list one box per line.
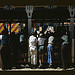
left=29, top=26, right=70, bottom=70
left=0, top=26, right=27, bottom=70
left=0, top=25, right=70, bottom=71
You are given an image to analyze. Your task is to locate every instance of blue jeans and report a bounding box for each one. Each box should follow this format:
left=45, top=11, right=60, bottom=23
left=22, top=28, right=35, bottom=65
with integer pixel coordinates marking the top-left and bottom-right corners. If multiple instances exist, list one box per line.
left=47, top=45, right=53, bottom=64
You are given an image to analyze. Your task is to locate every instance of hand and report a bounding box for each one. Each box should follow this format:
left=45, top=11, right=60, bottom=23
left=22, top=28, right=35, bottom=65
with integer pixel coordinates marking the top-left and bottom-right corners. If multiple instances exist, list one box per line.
left=45, top=53, right=47, bottom=56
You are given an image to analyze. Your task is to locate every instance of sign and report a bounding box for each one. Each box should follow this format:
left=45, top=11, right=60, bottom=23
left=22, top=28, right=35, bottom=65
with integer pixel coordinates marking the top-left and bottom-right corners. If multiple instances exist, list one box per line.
left=0, top=23, right=4, bottom=34
left=8, top=23, right=19, bottom=34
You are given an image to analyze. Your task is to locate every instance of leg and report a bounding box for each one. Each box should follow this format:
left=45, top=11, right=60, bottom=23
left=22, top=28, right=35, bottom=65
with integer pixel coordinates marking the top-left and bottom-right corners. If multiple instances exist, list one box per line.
left=42, top=54, right=43, bottom=64
left=48, top=51, right=50, bottom=64
left=61, top=45, right=66, bottom=70
left=50, top=46, right=53, bottom=65
left=33, top=55, right=35, bottom=65
left=50, top=51, right=52, bottom=65
left=47, top=45, right=50, bottom=64
left=35, top=49, right=37, bottom=65
left=39, top=55, right=42, bottom=65
left=30, top=51, right=33, bottom=65
left=33, top=49, right=37, bottom=65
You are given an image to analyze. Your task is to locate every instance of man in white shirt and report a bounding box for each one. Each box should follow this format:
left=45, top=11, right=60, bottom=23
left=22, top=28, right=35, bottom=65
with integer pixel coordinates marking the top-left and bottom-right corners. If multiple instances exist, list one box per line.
left=47, top=33, right=54, bottom=67
left=29, top=32, right=37, bottom=67
left=38, top=33, right=46, bottom=67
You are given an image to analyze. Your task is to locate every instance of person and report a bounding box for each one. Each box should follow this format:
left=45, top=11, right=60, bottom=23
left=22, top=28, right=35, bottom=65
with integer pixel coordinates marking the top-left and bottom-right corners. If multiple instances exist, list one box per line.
left=9, top=32, right=19, bottom=67
left=47, top=33, right=54, bottom=67
left=38, top=33, right=46, bottom=67
left=1, top=27, right=11, bottom=70
left=61, top=32, right=69, bottom=71
left=29, top=32, right=38, bottom=68
left=19, top=29, right=27, bottom=62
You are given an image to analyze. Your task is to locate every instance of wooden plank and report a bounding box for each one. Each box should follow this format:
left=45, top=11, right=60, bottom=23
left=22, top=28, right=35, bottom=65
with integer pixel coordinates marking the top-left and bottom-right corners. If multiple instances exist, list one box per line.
left=0, top=0, right=75, bottom=6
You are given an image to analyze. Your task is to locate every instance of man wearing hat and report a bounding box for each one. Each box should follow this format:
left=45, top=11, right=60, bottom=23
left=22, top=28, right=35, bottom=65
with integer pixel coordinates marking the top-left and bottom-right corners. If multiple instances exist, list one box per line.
left=38, top=33, right=46, bottom=67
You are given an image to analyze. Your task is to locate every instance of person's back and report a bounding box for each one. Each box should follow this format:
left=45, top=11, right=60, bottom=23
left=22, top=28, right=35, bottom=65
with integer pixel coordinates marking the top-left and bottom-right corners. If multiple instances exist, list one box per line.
left=29, top=32, right=37, bottom=67
left=29, top=35, right=37, bottom=47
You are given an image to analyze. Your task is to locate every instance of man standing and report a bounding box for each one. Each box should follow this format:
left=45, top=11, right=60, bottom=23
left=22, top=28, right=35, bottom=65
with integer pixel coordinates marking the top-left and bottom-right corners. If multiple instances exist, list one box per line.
left=29, top=32, right=37, bottom=68
left=38, top=33, right=46, bottom=67
left=47, top=33, right=54, bottom=67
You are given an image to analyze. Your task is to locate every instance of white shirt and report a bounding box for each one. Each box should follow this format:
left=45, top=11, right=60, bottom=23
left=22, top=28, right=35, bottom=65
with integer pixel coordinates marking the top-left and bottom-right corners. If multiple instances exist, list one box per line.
left=0, top=35, right=2, bottom=40
left=29, top=35, right=37, bottom=47
left=37, top=31, right=40, bottom=38
left=61, top=35, right=68, bottom=45
left=38, top=37, right=46, bottom=46
left=48, top=36, right=54, bottom=46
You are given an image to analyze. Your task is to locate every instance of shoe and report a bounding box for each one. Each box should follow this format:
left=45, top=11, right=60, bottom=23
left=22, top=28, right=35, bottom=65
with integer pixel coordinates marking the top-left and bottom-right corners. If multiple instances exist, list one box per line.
left=31, top=67, right=36, bottom=69
left=49, top=64, right=52, bottom=68
left=62, top=68, right=66, bottom=71
left=38, top=64, right=42, bottom=68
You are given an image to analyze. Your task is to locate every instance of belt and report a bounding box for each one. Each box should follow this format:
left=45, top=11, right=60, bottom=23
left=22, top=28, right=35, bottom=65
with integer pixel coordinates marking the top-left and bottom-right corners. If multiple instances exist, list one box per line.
left=39, top=45, right=44, bottom=46
left=48, top=43, right=53, bottom=45
left=48, top=43, right=52, bottom=44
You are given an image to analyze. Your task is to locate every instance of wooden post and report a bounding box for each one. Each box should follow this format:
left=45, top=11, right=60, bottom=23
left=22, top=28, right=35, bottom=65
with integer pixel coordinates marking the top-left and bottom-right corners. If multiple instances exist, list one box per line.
left=69, top=6, right=75, bottom=63
left=26, top=5, right=33, bottom=37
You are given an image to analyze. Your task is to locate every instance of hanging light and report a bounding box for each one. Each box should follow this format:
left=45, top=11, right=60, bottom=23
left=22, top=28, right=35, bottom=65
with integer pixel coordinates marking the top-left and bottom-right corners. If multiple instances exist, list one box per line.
left=4, top=5, right=15, bottom=10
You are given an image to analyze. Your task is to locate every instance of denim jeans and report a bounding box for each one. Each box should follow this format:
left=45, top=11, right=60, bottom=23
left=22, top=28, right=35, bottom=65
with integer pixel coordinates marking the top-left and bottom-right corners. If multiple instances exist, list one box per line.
left=47, top=45, right=53, bottom=64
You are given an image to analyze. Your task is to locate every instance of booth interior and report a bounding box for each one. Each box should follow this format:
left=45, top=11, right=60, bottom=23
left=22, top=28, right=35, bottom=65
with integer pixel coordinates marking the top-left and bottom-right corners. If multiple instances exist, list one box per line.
left=0, top=6, right=75, bottom=68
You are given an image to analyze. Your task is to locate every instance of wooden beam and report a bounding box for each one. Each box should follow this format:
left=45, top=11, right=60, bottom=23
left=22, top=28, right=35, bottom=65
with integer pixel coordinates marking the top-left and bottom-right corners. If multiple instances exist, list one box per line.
left=0, top=0, right=75, bottom=6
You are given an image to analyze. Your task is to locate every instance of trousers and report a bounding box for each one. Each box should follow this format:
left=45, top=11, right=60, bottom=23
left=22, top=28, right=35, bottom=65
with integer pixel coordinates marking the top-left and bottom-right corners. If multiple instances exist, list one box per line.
left=61, top=44, right=68, bottom=70
left=30, top=47, right=37, bottom=65
left=47, top=45, right=53, bottom=64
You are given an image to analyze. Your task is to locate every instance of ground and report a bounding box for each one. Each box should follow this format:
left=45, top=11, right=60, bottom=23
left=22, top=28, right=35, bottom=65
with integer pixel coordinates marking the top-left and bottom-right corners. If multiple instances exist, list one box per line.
left=0, top=64, right=75, bottom=71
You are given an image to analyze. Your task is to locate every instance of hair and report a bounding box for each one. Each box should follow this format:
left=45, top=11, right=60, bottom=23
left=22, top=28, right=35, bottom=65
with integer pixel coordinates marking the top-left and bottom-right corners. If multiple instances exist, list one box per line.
left=31, top=32, right=36, bottom=36
left=39, top=33, right=43, bottom=37
left=50, top=32, right=54, bottom=36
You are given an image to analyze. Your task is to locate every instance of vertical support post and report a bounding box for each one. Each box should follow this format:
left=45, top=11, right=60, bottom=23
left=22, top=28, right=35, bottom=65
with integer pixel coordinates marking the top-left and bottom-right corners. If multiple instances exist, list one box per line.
left=26, top=5, right=33, bottom=63
left=69, top=6, right=75, bottom=63
left=26, top=5, right=33, bottom=37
